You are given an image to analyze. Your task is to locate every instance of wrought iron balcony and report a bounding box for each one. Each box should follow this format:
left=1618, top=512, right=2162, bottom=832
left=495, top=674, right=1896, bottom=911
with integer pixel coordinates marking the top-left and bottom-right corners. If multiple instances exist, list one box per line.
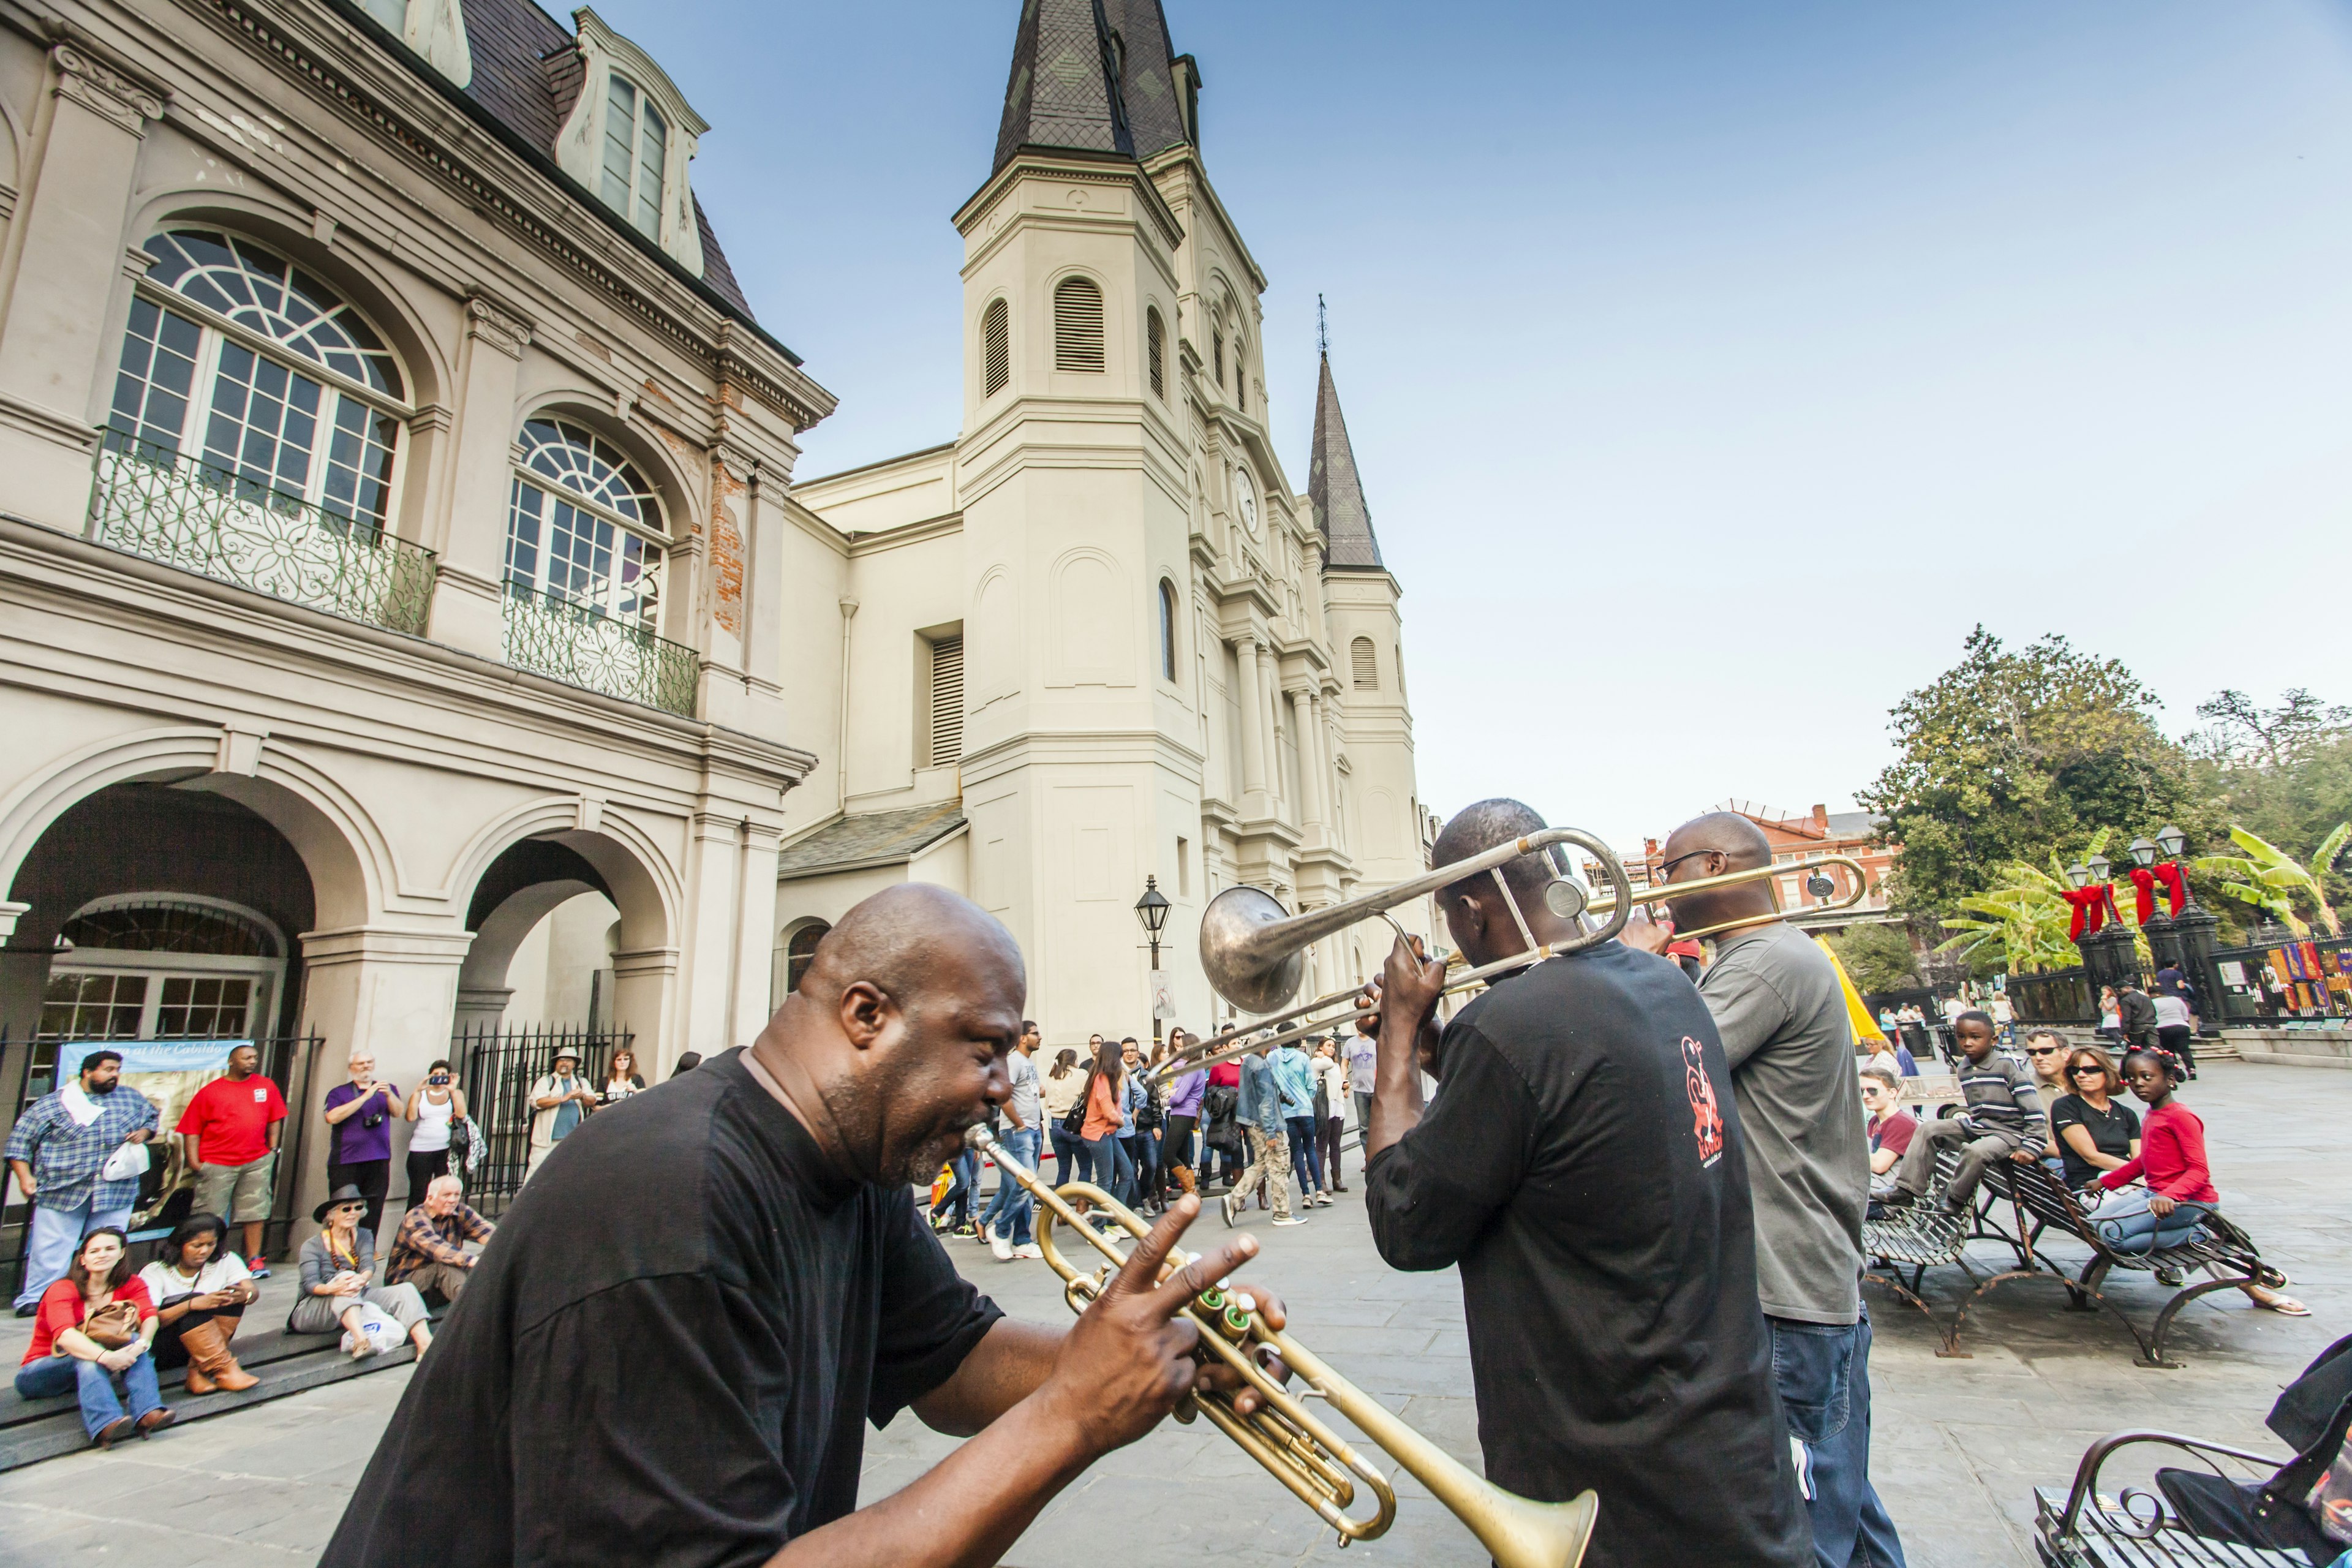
left=499, top=581, right=698, bottom=717
left=86, top=445, right=438, bottom=635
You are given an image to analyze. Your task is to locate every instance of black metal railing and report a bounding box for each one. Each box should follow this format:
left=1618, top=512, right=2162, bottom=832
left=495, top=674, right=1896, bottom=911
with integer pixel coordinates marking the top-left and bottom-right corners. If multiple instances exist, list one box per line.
left=87, top=444, right=437, bottom=635
left=2009, top=967, right=2097, bottom=1025
left=2206, top=934, right=2351, bottom=1024
left=4, top=1028, right=325, bottom=1294
left=453, top=1021, right=633, bottom=1217
left=499, top=581, right=697, bottom=718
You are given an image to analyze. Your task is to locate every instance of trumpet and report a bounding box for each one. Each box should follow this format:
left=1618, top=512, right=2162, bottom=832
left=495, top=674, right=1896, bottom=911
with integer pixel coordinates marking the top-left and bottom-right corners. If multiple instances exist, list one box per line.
left=964, top=1125, right=1596, bottom=1567
left=1157, top=834, right=1869, bottom=1080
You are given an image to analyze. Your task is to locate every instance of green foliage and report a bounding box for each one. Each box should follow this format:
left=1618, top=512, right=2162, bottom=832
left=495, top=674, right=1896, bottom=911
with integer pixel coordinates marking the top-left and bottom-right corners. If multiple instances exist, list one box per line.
left=1932, top=835, right=2132, bottom=974
left=2184, top=689, right=2352, bottom=921
left=1859, top=628, right=2216, bottom=917
left=2195, top=824, right=2350, bottom=938
left=1825, top=922, right=1921, bottom=993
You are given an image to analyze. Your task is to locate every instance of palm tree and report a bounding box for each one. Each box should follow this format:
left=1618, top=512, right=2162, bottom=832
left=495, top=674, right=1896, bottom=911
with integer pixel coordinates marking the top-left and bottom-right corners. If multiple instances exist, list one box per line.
left=1936, top=862, right=2079, bottom=973
left=2195, top=824, right=2349, bottom=938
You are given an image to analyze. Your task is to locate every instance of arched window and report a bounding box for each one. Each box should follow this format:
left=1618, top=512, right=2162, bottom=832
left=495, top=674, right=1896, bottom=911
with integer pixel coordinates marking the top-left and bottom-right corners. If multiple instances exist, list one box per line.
left=602, top=74, right=669, bottom=239
left=982, top=300, right=1010, bottom=398
left=1351, top=636, right=1378, bottom=690
left=1233, top=336, right=1246, bottom=412
left=505, top=418, right=666, bottom=627
left=785, top=922, right=830, bottom=995
left=105, top=229, right=405, bottom=528
left=1212, top=327, right=1224, bottom=387
left=1054, top=277, right=1104, bottom=372
left=1145, top=307, right=1166, bottom=400
left=1157, top=579, right=1178, bottom=680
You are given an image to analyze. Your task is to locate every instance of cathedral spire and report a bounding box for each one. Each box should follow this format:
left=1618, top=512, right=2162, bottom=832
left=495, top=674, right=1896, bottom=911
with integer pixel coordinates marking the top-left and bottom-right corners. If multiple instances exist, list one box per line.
left=993, top=0, right=1192, bottom=175
left=1310, top=334, right=1384, bottom=571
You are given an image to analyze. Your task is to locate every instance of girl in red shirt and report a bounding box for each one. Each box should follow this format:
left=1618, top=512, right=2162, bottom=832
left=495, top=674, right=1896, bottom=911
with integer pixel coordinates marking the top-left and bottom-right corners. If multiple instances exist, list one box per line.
left=14, top=1227, right=174, bottom=1447
left=2096, top=1050, right=2306, bottom=1314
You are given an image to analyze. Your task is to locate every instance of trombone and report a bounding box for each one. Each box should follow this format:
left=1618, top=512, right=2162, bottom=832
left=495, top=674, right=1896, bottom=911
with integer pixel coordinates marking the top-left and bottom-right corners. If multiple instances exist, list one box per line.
left=1155, top=832, right=1870, bottom=1080
left=964, top=1125, right=1597, bottom=1568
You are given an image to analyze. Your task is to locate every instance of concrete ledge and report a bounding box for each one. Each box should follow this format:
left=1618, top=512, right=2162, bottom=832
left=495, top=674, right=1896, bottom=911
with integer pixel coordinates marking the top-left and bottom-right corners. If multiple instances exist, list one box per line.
left=2228, top=1027, right=2352, bottom=1069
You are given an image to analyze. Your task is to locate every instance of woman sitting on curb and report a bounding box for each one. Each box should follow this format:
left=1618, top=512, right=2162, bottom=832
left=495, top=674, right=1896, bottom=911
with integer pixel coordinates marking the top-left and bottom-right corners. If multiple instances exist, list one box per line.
left=14, top=1227, right=174, bottom=1448
left=2094, top=1049, right=2306, bottom=1315
left=288, top=1184, right=434, bottom=1358
left=138, top=1212, right=260, bottom=1393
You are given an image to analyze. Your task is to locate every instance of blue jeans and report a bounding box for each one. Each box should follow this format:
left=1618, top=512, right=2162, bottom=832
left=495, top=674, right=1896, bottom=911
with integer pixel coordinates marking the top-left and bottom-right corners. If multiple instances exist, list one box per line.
left=15, top=1351, right=164, bottom=1440
left=2092, top=1193, right=2210, bottom=1253
left=1285, top=1115, right=1322, bottom=1194
left=13, top=1199, right=133, bottom=1311
left=1084, top=1133, right=1134, bottom=1206
left=931, top=1150, right=979, bottom=1226
left=1049, top=1125, right=1085, bottom=1187
left=981, top=1128, right=1038, bottom=1245
left=1770, top=1310, right=1906, bottom=1568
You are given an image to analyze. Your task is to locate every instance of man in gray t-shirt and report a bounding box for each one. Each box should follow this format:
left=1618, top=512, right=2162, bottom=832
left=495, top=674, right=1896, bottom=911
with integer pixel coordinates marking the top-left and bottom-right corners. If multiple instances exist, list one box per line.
left=982, top=1023, right=1044, bottom=1260
left=1633, top=812, right=1907, bottom=1568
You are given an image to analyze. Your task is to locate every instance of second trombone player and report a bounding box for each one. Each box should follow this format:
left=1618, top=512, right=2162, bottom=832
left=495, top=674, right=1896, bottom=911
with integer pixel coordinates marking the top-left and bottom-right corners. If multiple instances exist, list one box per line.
left=1361, top=799, right=1812, bottom=1568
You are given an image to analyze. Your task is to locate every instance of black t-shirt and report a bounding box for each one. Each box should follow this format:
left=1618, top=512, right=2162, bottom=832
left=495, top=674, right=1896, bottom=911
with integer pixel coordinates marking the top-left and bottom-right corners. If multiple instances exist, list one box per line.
left=320, top=1049, right=1003, bottom=1567
left=2049, top=1092, right=2141, bottom=1188
left=1363, top=943, right=1809, bottom=1568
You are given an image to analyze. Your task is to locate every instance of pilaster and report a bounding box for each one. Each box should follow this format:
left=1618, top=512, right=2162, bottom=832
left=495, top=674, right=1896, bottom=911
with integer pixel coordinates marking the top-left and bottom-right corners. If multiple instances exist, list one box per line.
left=426, top=292, right=532, bottom=659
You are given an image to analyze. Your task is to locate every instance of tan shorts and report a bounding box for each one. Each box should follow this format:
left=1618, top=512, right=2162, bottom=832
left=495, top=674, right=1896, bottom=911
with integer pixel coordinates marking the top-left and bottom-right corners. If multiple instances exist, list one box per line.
left=193, top=1153, right=277, bottom=1224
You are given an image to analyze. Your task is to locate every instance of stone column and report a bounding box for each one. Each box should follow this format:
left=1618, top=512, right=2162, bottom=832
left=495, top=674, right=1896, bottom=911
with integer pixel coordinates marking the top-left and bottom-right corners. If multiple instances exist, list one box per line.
left=609, top=946, right=680, bottom=1071
left=1289, top=688, right=1326, bottom=835
left=729, top=820, right=783, bottom=1046
left=673, top=811, right=746, bottom=1066
left=292, top=925, right=473, bottom=1235
left=425, top=293, right=532, bottom=660
left=1232, top=634, right=1268, bottom=813
left=1256, top=644, right=1283, bottom=815
left=0, top=42, right=164, bottom=530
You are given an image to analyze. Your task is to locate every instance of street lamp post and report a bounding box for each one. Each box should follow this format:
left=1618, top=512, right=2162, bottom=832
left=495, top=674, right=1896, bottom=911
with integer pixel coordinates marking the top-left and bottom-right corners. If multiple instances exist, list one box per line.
left=2065, top=856, right=2138, bottom=1003
left=1134, top=876, right=1171, bottom=1049
left=2149, top=823, right=2228, bottom=1038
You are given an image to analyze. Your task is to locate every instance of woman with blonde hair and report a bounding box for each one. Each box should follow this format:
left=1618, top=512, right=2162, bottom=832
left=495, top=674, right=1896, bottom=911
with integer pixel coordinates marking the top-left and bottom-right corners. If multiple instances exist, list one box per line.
left=1039, top=1045, right=1088, bottom=1185
left=289, top=1185, right=432, bottom=1359
left=2046, top=1044, right=2138, bottom=1191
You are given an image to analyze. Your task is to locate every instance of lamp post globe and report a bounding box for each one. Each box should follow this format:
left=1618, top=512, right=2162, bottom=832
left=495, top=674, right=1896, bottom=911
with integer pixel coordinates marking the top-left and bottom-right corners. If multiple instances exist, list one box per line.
left=2128, top=837, right=2158, bottom=869
left=2155, top=824, right=2187, bottom=860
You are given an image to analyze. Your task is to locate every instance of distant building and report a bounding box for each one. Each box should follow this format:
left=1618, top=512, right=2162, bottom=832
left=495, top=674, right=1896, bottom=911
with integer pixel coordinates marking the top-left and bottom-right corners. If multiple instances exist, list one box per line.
left=1588, top=800, right=1901, bottom=935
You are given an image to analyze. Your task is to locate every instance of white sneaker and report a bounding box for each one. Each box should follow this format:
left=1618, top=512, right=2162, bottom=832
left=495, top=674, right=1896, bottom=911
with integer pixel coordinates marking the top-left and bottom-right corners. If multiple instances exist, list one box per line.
left=1273, top=1215, right=1308, bottom=1227
left=1012, top=1243, right=1044, bottom=1260
left=1221, top=1192, right=1241, bottom=1227
left=987, top=1229, right=1013, bottom=1261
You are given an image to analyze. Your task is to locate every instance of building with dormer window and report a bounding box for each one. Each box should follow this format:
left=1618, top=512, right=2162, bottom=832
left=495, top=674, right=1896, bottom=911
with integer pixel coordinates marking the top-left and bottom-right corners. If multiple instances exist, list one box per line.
left=0, top=0, right=828, bottom=1229
left=774, top=0, right=1428, bottom=1043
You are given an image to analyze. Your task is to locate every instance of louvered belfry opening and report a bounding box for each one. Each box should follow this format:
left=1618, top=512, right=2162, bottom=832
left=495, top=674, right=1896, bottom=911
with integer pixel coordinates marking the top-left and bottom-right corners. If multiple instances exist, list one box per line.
left=983, top=300, right=1010, bottom=397
left=1054, top=277, right=1105, bottom=371
left=1146, top=307, right=1166, bottom=399
left=930, top=635, right=965, bottom=766
left=1351, top=636, right=1378, bottom=689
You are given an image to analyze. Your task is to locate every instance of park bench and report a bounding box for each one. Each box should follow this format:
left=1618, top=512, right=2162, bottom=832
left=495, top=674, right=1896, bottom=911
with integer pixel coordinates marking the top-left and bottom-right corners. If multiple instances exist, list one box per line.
left=1945, top=1156, right=2284, bottom=1368
left=2033, top=1430, right=2304, bottom=1567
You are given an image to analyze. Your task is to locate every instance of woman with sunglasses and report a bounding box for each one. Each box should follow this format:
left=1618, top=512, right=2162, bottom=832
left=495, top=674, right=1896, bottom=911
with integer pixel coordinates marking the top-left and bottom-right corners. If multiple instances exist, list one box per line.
left=290, top=1184, right=434, bottom=1358
left=2046, top=1045, right=2139, bottom=1191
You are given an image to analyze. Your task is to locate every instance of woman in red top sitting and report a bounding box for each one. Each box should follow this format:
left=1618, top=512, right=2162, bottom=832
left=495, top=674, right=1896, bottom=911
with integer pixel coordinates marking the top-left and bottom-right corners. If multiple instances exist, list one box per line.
left=2095, top=1050, right=2306, bottom=1314
left=14, top=1227, right=175, bottom=1447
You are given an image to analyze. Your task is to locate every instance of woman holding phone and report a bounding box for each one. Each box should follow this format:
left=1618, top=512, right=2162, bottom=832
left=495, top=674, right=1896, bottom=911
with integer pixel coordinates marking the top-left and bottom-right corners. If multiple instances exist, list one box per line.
left=404, top=1060, right=467, bottom=1200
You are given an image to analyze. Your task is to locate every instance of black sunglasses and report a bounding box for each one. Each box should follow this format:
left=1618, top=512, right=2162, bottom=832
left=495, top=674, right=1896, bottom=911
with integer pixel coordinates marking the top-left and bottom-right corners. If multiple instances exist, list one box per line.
left=1655, top=848, right=1720, bottom=879
left=2026, top=1046, right=2064, bottom=1057
left=2068, top=1064, right=2108, bottom=1077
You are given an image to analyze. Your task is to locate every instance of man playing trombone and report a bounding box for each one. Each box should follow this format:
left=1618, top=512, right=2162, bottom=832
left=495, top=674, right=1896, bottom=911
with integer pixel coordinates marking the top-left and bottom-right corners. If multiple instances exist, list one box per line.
left=1363, top=799, right=1811, bottom=1568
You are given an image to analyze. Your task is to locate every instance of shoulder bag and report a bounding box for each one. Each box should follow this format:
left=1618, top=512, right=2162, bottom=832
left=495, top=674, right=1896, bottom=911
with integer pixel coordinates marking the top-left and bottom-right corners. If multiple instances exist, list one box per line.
left=80, top=1298, right=143, bottom=1350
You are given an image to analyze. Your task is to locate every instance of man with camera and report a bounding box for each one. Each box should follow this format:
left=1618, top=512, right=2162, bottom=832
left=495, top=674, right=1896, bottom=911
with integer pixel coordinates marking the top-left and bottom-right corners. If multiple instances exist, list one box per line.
left=322, top=1052, right=407, bottom=1238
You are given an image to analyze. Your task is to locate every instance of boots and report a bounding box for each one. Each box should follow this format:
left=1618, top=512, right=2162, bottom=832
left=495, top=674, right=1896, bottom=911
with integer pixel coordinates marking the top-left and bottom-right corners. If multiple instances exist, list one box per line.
left=178, top=1317, right=258, bottom=1395
left=1173, top=1166, right=1196, bottom=1196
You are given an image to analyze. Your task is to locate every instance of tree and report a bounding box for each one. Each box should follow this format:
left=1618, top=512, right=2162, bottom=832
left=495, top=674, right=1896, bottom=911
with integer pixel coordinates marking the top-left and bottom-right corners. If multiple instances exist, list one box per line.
left=1858, top=628, right=2215, bottom=917
left=2184, top=689, right=2352, bottom=914
left=1825, top=922, right=1921, bottom=993
left=2195, top=824, right=2351, bottom=938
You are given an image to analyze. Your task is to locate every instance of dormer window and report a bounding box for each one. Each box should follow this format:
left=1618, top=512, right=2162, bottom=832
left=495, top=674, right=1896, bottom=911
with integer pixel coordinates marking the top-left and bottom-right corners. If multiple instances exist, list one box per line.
left=602, top=75, right=667, bottom=241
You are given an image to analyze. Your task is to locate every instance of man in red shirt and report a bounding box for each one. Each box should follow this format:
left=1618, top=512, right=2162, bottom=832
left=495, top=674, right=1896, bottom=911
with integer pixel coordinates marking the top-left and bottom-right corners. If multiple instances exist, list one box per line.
left=176, top=1044, right=288, bottom=1277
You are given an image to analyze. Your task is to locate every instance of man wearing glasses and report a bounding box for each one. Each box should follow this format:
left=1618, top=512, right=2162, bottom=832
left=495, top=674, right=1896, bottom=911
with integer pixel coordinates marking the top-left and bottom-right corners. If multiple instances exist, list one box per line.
left=1626, top=811, right=1905, bottom=1568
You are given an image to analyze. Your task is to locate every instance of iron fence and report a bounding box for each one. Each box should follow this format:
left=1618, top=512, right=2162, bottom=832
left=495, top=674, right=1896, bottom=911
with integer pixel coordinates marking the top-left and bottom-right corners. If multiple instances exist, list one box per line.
left=2207, top=934, right=2351, bottom=1024
left=453, top=1021, right=634, bottom=1216
left=3, top=1028, right=325, bottom=1294
left=87, top=443, right=437, bottom=635
left=499, top=581, right=698, bottom=717
left=2009, top=967, right=2097, bottom=1025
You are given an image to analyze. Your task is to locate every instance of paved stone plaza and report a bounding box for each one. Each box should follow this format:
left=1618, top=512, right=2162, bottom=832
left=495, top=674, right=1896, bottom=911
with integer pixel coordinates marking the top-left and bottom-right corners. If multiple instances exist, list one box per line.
left=0, top=1058, right=2342, bottom=1567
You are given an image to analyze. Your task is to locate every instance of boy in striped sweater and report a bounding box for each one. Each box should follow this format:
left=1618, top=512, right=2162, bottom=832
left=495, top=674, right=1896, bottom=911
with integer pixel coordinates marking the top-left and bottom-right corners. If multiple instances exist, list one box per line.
left=1889, top=1011, right=2045, bottom=1214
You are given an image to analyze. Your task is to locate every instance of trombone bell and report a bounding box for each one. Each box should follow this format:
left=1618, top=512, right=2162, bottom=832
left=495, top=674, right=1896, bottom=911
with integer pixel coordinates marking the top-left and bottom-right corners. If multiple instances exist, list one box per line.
left=1198, top=884, right=1311, bottom=1014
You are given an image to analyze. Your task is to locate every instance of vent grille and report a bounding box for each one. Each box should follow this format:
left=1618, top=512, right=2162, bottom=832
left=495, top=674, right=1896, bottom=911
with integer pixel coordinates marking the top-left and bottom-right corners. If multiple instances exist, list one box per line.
left=983, top=300, right=1009, bottom=397
left=1054, top=278, right=1104, bottom=372
left=1147, top=307, right=1165, bottom=399
left=1351, top=637, right=1378, bottom=690
left=930, top=635, right=965, bottom=766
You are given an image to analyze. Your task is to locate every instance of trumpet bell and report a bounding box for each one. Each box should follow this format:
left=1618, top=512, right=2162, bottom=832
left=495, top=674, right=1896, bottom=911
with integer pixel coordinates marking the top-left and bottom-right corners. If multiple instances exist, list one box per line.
left=1199, top=884, right=1310, bottom=1014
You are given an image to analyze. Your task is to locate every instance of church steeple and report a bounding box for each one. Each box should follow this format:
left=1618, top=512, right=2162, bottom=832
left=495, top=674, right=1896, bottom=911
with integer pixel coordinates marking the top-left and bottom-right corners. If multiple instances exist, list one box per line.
left=993, top=0, right=1193, bottom=174
left=1310, top=332, right=1384, bottom=571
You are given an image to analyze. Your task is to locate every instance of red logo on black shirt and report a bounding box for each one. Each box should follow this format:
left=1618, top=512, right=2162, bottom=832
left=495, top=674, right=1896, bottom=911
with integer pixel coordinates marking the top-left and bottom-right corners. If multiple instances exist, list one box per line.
left=1682, top=1036, right=1724, bottom=1167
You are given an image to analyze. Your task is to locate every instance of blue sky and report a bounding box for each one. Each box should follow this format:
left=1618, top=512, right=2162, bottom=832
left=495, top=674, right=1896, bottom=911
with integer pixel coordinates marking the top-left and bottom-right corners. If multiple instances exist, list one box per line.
left=574, top=1, right=2352, bottom=850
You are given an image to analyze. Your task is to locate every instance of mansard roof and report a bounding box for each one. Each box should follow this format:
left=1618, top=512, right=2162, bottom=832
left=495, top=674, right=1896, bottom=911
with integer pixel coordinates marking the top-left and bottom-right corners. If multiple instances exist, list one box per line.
left=1310, top=353, right=1384, bottom=571
left=993, top=0, right=1192, bottom=173
left=353, top=0, right=758, bottom=323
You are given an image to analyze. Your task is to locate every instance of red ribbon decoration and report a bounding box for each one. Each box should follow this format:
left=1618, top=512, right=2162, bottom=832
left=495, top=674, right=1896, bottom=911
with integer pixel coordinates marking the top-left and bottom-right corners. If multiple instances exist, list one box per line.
left=2154, top=862, right=2188, bottom=919
left=2126, top=866, right=2157, bottom=925
left=2062, top=886, right=2108, bottom=941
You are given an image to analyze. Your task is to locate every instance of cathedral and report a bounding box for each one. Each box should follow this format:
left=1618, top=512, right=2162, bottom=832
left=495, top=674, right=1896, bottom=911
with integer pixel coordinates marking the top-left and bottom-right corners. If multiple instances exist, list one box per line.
left=771, top=0, right=1431, bottom=1042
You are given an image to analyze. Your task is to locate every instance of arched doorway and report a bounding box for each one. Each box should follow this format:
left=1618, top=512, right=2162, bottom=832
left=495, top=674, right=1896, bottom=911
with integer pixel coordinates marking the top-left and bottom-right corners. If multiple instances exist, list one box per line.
left=780, top=920, right=830, bottom=1005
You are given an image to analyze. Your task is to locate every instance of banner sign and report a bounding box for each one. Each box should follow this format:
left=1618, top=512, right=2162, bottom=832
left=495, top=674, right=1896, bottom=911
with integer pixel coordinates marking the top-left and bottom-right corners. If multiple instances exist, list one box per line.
left=55, top=1039, right=246, bottom=1078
